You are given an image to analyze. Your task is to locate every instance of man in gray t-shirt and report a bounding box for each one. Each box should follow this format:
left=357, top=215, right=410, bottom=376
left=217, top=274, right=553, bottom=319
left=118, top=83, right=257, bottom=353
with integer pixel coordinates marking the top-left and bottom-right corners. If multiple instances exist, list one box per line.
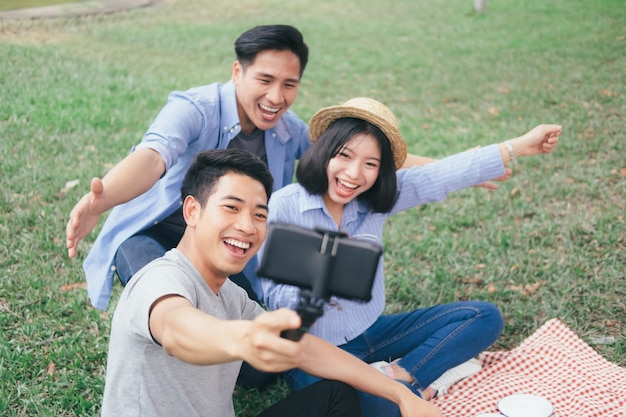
left=101, top=149, right=442, bottom=417
left=102, top=249, right=261, bottom=416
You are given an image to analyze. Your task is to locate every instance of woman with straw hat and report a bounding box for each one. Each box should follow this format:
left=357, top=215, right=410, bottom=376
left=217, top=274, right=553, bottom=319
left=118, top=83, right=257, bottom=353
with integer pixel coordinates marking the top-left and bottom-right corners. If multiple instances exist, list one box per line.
left=259, top=97, right=562, bottom=417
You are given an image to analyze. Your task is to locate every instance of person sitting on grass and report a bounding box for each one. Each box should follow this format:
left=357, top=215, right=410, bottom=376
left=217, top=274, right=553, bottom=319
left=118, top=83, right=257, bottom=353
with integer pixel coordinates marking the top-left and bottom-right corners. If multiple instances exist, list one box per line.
left=67, top=22, right=496, bottom=393
left=65, top=24, right=445, bottom=312
left=259, top=97, right=562, bottom=417
left=100, top=148, right=444, bottom=417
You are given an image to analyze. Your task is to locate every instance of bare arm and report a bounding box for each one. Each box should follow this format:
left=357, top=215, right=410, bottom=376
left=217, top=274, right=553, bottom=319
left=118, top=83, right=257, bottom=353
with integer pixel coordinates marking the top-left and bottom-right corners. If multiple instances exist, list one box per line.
left=497, top=124, right=562, bottom=164
left=149, top=295, right=307, bottom=371
left=98, top=147, right=166, bottom=207
left=401, top=153, right=437, bottom=169
left=149, top=295, right=441, bottom=416
left=65, top=148, right=165, bottom=258
left=299, top=335, right=443, bottom=417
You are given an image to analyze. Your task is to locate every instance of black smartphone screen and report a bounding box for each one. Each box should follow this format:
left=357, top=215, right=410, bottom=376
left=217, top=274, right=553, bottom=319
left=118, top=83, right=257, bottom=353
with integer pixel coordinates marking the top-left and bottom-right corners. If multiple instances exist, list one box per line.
left=257, top=223, right=382, bottom=301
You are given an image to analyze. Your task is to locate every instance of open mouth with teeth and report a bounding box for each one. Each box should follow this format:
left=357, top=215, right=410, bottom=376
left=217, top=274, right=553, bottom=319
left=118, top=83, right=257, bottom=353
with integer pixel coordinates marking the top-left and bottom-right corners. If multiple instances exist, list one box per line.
left=259, top=103, right=279, bottom=115
left=224, top=238, right=250, bottom=255
left=338, top=178, right=357, bottom=189
left=335, top=178, right=359, bottom=197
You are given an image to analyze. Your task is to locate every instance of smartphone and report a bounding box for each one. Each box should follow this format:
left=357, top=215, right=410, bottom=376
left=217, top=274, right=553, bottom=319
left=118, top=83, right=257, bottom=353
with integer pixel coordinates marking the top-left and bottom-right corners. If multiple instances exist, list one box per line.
left=257, top=223, right=382, bottom=301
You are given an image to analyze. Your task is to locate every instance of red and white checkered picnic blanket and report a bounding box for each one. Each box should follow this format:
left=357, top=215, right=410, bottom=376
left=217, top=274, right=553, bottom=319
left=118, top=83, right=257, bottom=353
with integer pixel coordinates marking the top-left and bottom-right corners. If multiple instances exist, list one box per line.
left=431, top=318, right=626, bottom=417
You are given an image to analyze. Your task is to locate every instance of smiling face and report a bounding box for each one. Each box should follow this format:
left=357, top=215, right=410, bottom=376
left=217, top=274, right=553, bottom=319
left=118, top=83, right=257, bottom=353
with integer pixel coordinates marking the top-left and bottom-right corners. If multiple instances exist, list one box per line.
left=180, top=172, right=269, bottom=293
left=323, top=133, right=381, bottom=222
left=232, top=49, right=301, bottom=135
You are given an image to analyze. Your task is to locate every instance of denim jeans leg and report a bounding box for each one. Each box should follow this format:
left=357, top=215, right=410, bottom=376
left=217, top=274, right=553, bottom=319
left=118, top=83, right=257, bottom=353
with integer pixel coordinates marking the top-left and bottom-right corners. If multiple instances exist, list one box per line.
left=351, top=301, right=503, bottom=390
left=399, top=301, right=503, bottom=389
left=114, top=234, right=167, bottom=286
left=285, top=301, right=503, bottom=417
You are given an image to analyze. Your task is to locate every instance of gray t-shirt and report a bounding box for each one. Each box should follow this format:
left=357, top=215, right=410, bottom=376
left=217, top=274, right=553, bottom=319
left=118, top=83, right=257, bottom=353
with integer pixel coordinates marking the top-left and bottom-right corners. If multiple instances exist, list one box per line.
left=101, top=249, right=264, bottom=417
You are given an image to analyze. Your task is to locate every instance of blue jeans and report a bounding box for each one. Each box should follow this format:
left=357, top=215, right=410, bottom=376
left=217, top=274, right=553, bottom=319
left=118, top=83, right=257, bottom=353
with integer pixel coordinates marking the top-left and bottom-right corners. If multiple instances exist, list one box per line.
left=284, top=301, right=504, bottom=417
left=114, top=233, right=167, bottom=286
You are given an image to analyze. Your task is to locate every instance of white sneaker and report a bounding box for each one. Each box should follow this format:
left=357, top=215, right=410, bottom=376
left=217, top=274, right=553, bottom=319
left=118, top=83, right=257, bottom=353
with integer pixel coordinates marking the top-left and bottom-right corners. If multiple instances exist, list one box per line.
left=430, top=358, right=482, bottom=398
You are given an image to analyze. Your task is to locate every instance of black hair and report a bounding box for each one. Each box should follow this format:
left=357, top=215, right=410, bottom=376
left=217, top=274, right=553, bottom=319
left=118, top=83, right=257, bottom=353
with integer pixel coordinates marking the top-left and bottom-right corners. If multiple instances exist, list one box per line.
left=234, top=24, right=309, bottom=77
left=181, top=149, right=273, bottom=207
left=296, top=118, right=398, bottom=213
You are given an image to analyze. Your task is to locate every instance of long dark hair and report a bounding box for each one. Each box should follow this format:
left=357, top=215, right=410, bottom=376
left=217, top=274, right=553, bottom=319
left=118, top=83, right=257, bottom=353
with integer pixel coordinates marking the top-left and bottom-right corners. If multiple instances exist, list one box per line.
left=296, top=118, right=397, bottom=213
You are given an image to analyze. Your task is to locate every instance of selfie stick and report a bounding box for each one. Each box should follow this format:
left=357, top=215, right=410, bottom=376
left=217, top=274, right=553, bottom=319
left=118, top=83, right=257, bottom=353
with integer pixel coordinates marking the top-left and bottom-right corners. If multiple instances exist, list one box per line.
left=280, top=230, right=348, bottom=341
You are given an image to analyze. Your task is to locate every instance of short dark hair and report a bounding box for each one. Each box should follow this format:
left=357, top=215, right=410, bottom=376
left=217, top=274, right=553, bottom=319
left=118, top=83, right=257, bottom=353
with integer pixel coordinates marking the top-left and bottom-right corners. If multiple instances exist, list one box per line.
left=234, top=24, right=309, bottom=77
left=296, top=118, right=398, bottom=213
left=181, top=149, right=273, bottom=207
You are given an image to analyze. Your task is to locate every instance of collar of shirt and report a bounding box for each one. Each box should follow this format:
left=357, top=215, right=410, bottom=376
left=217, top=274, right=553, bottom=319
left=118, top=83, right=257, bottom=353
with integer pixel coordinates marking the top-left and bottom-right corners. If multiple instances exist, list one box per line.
left=219, top=82, right=242, bottom=141
left=297, top=188, right=370, bottom=233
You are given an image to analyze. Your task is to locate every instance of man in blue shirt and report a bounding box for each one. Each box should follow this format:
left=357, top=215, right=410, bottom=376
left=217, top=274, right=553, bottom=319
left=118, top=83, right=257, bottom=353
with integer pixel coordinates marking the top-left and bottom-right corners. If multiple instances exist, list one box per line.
left=65, top=25, right=312, bottom=311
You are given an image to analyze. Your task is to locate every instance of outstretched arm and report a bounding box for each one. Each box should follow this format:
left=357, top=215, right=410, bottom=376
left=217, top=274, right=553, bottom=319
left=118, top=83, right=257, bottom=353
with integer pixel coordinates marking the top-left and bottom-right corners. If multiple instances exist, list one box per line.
left=149, top=295, right=441, bottom=417
left=149, top=295, right=307, bottom=371
left=402, top=152, right=512, bottom=190
left=65, top=148, right=165, bottom=258
left=401, top=153, right=437, bottom=169
left=299, top=334, right=443, bottom=417
left=497, top=124, right=561, bottom=164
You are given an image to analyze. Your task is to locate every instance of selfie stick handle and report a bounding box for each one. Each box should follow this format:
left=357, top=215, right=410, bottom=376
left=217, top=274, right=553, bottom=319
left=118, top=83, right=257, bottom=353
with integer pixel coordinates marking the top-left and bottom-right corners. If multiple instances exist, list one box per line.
left=282, top=231, right=345, bottom=341
left=280, top=291, right=324, bottom=341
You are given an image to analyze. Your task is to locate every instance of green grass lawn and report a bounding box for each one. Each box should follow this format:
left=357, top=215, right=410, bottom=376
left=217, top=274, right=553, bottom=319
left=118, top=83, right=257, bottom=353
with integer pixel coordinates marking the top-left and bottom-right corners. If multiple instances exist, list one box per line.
left=1, top=0, right=624, bottom=415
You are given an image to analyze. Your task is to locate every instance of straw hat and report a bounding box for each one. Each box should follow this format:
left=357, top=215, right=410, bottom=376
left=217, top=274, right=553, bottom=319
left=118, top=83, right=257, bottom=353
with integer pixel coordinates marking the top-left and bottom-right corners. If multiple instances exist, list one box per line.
left=308, top=97, right=407, bottom=170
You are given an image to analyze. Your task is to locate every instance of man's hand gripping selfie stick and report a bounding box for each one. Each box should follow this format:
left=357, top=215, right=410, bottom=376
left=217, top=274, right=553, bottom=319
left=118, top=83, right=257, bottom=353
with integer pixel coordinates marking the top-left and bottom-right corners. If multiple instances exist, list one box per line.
left=280, top=230, right=347, bottom=341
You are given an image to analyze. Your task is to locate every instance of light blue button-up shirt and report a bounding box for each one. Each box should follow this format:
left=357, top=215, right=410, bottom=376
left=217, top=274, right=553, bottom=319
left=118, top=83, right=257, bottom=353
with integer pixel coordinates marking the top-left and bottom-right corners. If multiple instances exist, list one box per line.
left=84, top=81, right=310, bottom=310
left=260, top=144, right=505, bottom=346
